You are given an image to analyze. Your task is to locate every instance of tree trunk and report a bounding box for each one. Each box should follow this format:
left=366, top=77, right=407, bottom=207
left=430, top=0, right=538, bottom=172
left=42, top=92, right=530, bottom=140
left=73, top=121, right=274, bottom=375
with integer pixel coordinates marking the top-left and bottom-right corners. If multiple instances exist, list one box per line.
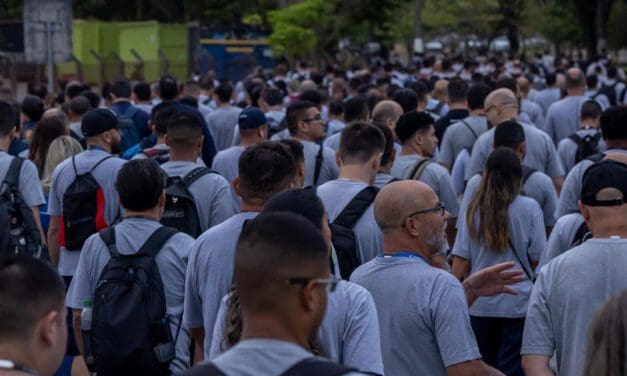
left=574, top=0, right=599, bottom=60
left=414, top=0, right=421, bottom=52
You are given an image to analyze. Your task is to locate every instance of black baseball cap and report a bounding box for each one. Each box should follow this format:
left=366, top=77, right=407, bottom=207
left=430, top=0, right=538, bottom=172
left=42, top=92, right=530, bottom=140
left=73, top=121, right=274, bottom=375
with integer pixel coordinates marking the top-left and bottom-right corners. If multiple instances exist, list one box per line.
left=239, top=107, right=267, bottom=130
left=581, top=159, right=627, bottom=206
left=81, top=109, right=119, bottom=137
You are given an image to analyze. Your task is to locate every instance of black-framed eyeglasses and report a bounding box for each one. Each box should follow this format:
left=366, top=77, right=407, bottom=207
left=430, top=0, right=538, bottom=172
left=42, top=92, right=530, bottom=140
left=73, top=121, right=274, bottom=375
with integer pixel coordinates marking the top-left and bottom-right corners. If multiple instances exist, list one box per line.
left=287, top=276, right=341, bottom=292
left=405, top=201, right=446, bottom=222
left=303, top=115, right=324, bottom=123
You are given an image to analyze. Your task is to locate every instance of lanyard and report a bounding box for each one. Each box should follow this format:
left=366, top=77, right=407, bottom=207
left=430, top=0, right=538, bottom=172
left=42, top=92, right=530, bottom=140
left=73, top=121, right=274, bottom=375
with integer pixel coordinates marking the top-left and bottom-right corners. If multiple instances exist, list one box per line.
left=378, top=252, right=427, bottom=263
left=0, top=360, right=38, bottom=375
left=88, top=145, right=107, bottom=152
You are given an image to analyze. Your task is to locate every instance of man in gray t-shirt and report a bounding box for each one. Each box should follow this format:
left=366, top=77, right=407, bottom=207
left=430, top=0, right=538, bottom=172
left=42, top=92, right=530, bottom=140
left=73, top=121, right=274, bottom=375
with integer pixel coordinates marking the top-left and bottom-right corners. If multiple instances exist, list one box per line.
left=286, top=100, right=339, bottom=187
left=556, top=100, right=605, bottom=173
left=522, top=159, right=627, bottom=376
left=48, top=109, right=126, bottom=277
left=161, top=111, right=234, bottom=234
left=183, top=142, right=297, bottom=358
left=543, top=68, right=589, bottom=144
left=466, top=89, right=564, bottom=190
left=66, top=160, right=194, bottom=372
left=205, top=83, right=242, bottom=151
left=352, top=179, right=521, bottom=375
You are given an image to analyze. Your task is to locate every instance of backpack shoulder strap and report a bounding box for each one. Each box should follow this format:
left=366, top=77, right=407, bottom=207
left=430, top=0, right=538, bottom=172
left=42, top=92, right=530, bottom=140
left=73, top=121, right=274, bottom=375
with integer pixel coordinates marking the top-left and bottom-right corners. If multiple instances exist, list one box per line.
left=571, top=220, right=591, bottom=248
left=281, top=357, right=356, bottom=376
left=182, top=167, right=213, bottom=187
left=87, top=155, right=113, bottom=174
left=143, top=148, right=169, bottom=158
left=3, top=157, right=24, bottom=189
left=461, top=119, right=479, bottom=140
left=586, top=152, right=606, bottom=163
left=386, top=177, right=402, bottom=185
left=99, top=227, right=120, bottom=258
left=136, top=226, right=178, bottom=258
left=409, top=158, right=431, bottom=180
left=522, top=166, right=537, bottom=185
left=333, top=186, right=379, bottom=229
left=568, top=133, right=582, bottom=144
left=313, top=144, right=324, bottom=186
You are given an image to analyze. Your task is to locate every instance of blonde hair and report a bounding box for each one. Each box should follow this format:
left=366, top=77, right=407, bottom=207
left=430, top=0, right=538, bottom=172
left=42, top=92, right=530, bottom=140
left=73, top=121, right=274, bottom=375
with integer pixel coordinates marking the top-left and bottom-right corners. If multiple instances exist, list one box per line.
left=41, top=136, right=83, bottom=195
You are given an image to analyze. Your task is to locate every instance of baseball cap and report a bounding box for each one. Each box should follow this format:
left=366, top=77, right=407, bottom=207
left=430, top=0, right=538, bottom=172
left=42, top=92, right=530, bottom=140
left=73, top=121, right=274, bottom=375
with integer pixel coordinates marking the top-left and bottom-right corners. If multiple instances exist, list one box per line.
left=238, top=107, right=267, bottom=130
left=81, top=109, right=119, bottom=137
left=581, top=159, right=627, bottom=206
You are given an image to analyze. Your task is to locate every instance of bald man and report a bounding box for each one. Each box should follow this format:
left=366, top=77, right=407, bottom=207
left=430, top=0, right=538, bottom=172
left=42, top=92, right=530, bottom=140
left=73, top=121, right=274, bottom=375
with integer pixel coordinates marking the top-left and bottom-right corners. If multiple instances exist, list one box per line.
left=544, top=68, right=596, bottom=144
left=351, top=180, right=522, bottom=376
left=466, top=88, right=564, bottom=191
left=522, top=159, right=627, bottom=376
left=371, top=100, right=403, bottom=134
left=517, top=77, right=545, bottom=129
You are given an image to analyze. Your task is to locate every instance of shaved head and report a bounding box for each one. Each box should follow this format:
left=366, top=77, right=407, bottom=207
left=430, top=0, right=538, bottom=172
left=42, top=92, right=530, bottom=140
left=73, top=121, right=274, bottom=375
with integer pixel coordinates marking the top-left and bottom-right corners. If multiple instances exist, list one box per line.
left=433, top=80, right=448, bottom=97
left=374, top=180, right=437, bottom=230
left=516, top=77, right=530, bottom=94
left=372, top=100, right=403, bottom=126
left=566, top=68, right=585, bottom=91
left=485, top=88, right=518, bottom=108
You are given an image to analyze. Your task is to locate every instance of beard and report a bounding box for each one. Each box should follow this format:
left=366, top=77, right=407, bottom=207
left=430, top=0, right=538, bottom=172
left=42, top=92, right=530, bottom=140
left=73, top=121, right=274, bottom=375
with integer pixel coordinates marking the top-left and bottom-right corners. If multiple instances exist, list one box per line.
left=425, top=221, right=448, bottom=252
left=110, top=139, right=122, bottom=155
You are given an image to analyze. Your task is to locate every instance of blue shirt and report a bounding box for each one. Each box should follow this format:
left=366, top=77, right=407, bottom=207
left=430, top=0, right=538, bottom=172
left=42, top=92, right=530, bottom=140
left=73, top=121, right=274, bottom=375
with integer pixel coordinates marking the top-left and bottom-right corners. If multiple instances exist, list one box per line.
left=110, top=101, right=151, bottom=151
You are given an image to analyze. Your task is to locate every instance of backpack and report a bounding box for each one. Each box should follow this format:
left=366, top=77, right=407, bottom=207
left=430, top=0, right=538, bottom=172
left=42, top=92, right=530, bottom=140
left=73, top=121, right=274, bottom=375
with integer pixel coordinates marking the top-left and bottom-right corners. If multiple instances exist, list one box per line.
left=568, top=133, right=602, bottom=164
left=0, top=157, right=44, bottom=259
left=161, top=167, right=213, bottom=237
left=570, top=220, right=592, bottom=249
left=586, top=151, right=606, bottom=163
left=329, top=186, right=379, bottom=279
left=313, top=144, right=324, bottom=186
left=183, top=357, right=356, bottom=376
left=598, top=82, right=618, bottom=106
left=141, top=147, right=170, bottom=165
left=60, top=156, right=112, bottom=250
left=90, top=226, right=180, bottom=376
left=112, top=105, right=141, bottom=152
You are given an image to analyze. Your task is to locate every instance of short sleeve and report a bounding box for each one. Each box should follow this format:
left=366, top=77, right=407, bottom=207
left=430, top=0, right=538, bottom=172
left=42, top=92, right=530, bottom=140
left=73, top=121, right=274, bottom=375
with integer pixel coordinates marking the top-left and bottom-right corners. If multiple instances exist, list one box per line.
left=208, top=295, right=230, bottom=360
left=543, top=138, right=565, bottom=178
left=556, top=163, right=588, bottom=217
left=521, top=271, right=555, bottom=356
left=65, top=234, right=101, bottom=309
left=439, top=130, right=455, bottom=166
left=431, top=277, right=481, bottom=367
left=183, top=242, right=205, bottom=329
left=340, top=287, right=384, bottom=375
left=18, top=160, right=45, bottom=207
left=527, top=201, right=547, bottom=262
left=537, top=174, right=558, bottom=227
left=47, top=166, right=63, bottom=216
left=207, top=176, right=236, bottom=228
left=465, top=138, right=488, bottom=181
left=451, top=212, right=472, bottom=259
left=435, top=169, right=459, bottom=217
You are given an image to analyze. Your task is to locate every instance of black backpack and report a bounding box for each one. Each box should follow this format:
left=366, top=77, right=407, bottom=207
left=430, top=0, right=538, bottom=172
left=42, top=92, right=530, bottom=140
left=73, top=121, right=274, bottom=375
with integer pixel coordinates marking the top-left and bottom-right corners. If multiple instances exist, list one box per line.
left=90, top=226, right=180, bottom=376
left=141, top=147, right=170, bottom=165
left=181, top=357, right=356, bottom=376
left=568, top=133, right=602, bottom=164
left=598, top=82, right=619, bottom=106
left=570, top=220, right=592, bottom=248
left=0, top=157, right=44, bottom=259
left=61, top=156, right=112, bottom=250
left=329, top=186, right=379, bottom=279
left=313, top=144, right=324, bottom=186
left=161, top=167, right=213, bottom=237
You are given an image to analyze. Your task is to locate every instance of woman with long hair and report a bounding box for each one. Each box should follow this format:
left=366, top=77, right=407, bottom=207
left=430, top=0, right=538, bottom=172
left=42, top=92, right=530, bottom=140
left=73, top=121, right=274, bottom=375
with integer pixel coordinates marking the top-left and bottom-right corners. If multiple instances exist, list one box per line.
left=452, top=147, right=546, bottom=376
left=28, top=115, right=69, bottom=177
left=584, top=291, right=627, bottom=376
left=40, top=136, right=83, bottom=195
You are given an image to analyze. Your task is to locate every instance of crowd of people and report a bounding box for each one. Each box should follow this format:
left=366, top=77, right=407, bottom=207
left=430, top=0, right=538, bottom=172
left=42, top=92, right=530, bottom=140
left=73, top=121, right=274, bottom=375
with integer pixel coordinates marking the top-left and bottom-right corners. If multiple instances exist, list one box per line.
left=0, top=52, right=626, bottom=376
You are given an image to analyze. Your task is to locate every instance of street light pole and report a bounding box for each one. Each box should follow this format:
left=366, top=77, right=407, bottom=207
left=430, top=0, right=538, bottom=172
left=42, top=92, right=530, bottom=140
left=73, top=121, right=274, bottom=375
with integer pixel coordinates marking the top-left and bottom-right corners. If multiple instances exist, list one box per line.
left=45, top=21, right=54, bottom=93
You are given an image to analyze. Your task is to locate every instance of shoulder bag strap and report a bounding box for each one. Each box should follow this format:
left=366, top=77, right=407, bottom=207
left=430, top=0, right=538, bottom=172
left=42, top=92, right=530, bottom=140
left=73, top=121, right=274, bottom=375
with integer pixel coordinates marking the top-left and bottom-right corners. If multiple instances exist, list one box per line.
left=332, top=186, right=379, bottom=229
left=313, top=144, right=324, bottom=186
left=87, top=155, right=113, bottom=174
left=461, top=119, right=479, bottom=141
left=508, top=239, right=536, bottom=283
left=409, top=158, right=431, bottom=180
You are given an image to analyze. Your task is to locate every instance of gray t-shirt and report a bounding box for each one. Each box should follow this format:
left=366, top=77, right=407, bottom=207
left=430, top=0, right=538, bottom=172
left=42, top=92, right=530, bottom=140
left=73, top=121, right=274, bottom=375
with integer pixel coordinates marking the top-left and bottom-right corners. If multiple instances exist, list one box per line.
left=373, top=172, right=396, bottom=189
left=438, top=115, right=488, bottom=167
left=556, top=149, right=627, bottom=217
left=522, top=238, right=627, bottom=376
left=350, top=256, right=481, bottom=375
left=543, top=96, right=589, bottom=145
left=322, top=131, right=342, bottom=151
left=205, top=107, right=242, bottom=151
left=556, top=128, right=605, bottom=173
left=538, top=213, right=586, bottom=270
left=463, top=170, right=557, bottom=227
left=532, top=88, right=561, bottom=115
left=326, top=119, right=346, bottom=136
left=183, top=211, right=259, bottom=356
left=299, top=139, right=339, bottom=187
left=48, top=149, right=126, bottom=276
left=391, top=154, right=459, bottom=217
left=452, top=196, right=546, bottom=317
left=65, top=218, right=193, bottom=372
left=160, top=161, right=234, bottom=233
left=211, top=146, right=245, bottom=213
left=210, top=281, right=383, bottom=374
left=210, top=339, right=362, bottom=376
left=0, top=151, right=45, bottom=207
left=317, top=179, right=383, bottom=263
left=521, top=99, right=545, bottom=129
left=465, top=122, right=564, bottom=181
